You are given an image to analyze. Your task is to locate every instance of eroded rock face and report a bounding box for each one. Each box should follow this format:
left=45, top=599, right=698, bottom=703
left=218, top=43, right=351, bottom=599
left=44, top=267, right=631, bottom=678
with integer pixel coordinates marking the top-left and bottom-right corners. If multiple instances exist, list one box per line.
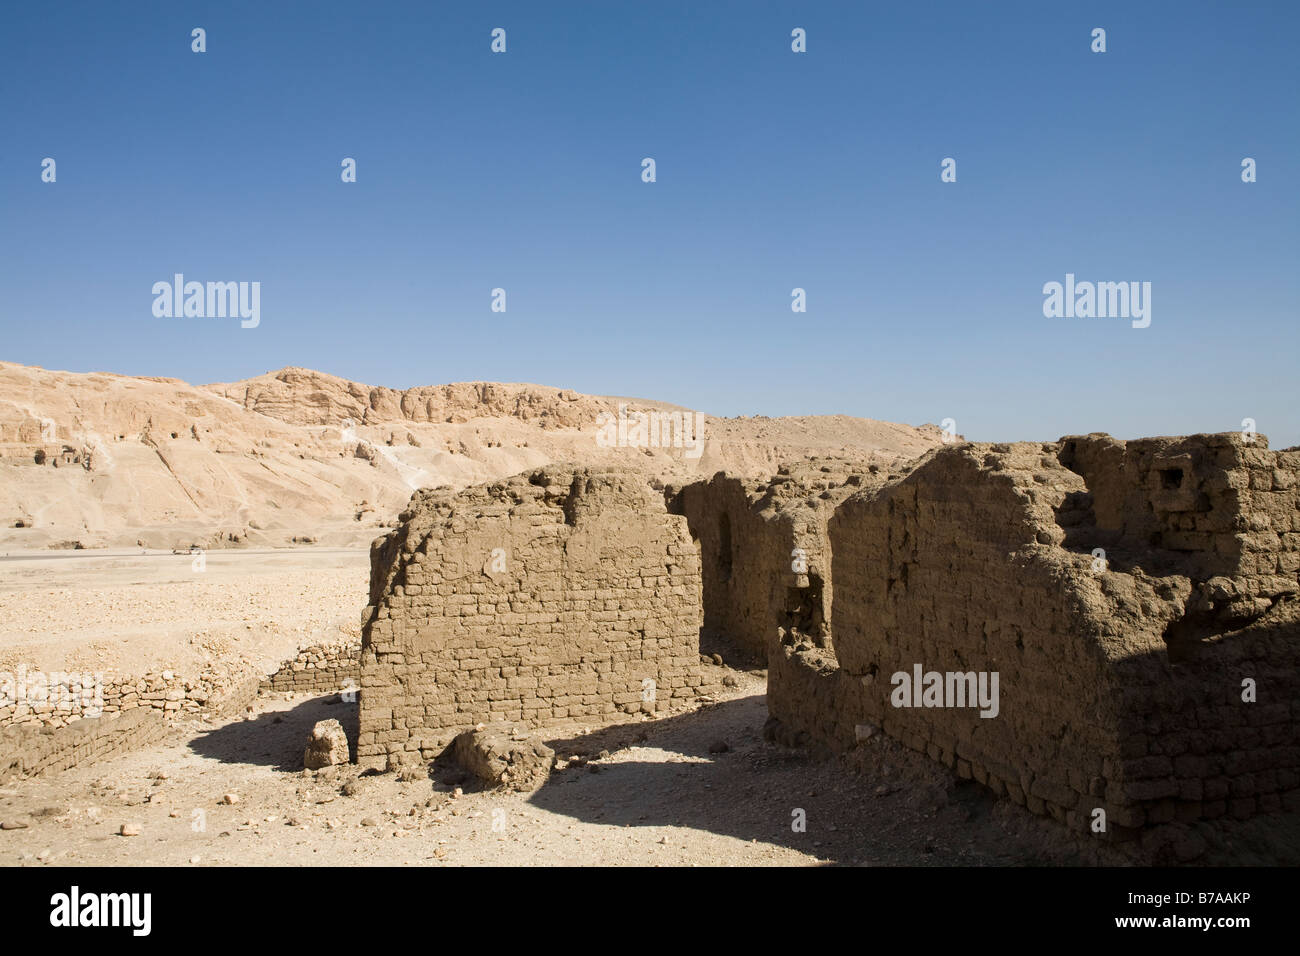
left=0, top=360, right=945, bottom=551
left=206, top=367, right=610, bottom=429
left=451, top=727, right=554, bottom=792
left=304, top=719, right=351, bottom=769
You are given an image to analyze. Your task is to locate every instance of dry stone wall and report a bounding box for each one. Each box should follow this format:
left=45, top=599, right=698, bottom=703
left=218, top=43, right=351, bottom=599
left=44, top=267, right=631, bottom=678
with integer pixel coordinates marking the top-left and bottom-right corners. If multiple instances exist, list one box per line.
left=0, top=662, right=261, bottom=729
left=0, top=643, right=341, bottom=779
left=358, top=467, right=721, bottom=768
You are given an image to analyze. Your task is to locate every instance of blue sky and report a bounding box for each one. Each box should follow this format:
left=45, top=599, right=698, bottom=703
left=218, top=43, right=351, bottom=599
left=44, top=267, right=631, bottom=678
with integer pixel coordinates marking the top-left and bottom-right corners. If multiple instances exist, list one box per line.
left=2, top=1, right=1297, bottom=444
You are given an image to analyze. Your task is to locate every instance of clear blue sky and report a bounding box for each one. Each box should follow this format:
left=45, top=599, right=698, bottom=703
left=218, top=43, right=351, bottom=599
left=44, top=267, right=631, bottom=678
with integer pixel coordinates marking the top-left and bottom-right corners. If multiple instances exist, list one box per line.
left=3, top=1, right=1297, bottom=444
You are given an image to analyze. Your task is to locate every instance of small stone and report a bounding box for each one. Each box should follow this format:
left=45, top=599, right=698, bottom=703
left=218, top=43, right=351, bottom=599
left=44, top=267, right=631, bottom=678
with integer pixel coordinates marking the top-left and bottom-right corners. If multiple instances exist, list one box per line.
left=710, top=653, right=723, bottom=666
left=0, top=821, right=30, bottom=830
left=221, top=793, right=239, bottom=805
left=120, top=823, right=142, bottom=837
left=708, top=741, right=730, bottom=754
left=361, top=816, right=379, bottom=827
left=189, top=855, right=201, bottom=864
left=722, top=674, right=738, bottom=687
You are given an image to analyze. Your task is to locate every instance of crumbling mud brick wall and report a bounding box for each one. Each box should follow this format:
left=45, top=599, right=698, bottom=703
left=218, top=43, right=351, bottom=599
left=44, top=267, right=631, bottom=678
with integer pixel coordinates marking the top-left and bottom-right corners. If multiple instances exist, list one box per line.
left=357, top=467, right=721, bottom=768
left=259, top=640, right=360, bottom=696
left=0, top=707, right=168, bottom=783
left=670, top=458, right=889, bottom=660
left=1058, top=432, right=1300, bottom=603
left=767, top=435, right=1300, bottom=835
left=1055, top=433, right=1300, bottom=825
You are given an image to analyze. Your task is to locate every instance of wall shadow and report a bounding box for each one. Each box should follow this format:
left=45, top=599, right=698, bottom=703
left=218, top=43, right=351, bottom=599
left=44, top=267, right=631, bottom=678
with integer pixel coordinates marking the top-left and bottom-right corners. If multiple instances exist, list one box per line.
left=186, top=694, right=359, bottom=773
left=523, top=693, right=1045, bottom=866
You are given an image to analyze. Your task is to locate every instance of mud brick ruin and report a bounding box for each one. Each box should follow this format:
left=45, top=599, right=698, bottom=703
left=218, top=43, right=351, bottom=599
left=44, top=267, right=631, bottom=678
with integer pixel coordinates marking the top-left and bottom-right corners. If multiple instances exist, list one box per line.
left=360, top=433, right=1300, bottom=836
left=357, top=467, right=722, bottom=768
left=668, top=458, right=889, bottom=661
left=762, top=434, right=1300, bottom=835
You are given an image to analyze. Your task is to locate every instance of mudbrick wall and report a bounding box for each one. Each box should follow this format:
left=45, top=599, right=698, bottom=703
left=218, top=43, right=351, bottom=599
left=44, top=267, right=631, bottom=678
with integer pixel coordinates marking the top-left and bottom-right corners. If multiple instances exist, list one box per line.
left=357, top=467, right=722, bottom=769
left=766, top=434, right=1300, bottom=837
left=669, top=457, right=890, bottom=661
left=0, top=708, right=171, bottom=783
left=258, top=640, right=360, bottom=696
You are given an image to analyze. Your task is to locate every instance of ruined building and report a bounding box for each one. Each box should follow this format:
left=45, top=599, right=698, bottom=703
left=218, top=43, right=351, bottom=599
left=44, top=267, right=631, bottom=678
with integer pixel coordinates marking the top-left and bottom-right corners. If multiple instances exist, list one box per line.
left=358, top=434, right=1300, bottom=835
left=357, top=467, right=721, bottom=768
left=761, top=434, right=1300, bottom=834
left=668, top=457, right=889, bottom=661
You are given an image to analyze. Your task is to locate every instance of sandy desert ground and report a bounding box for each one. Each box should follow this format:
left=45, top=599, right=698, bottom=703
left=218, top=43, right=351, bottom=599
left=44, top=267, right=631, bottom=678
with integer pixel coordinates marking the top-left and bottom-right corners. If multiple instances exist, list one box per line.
left=0, top=672, right=1114, bottom=868
left=3, top=671, right=1294, bottom=868
left=0, top=547, right=368, bottom=677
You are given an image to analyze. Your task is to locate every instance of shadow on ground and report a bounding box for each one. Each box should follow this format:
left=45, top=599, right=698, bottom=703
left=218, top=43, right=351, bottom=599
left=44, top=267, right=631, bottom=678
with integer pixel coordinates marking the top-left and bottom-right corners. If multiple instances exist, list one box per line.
left=187, top=695, right=359, bottom=772
left=520, top=692, right=1065, bottom=866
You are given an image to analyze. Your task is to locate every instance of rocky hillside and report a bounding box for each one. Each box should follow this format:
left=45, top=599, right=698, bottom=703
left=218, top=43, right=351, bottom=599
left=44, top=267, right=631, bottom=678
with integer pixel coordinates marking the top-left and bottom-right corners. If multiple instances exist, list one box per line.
left=0, top=362, right=947, bottom=550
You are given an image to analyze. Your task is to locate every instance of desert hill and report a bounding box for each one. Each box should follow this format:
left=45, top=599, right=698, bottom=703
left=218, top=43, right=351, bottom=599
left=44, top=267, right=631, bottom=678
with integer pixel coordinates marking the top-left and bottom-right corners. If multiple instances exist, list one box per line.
left=0, top=362, right=946, bottom=550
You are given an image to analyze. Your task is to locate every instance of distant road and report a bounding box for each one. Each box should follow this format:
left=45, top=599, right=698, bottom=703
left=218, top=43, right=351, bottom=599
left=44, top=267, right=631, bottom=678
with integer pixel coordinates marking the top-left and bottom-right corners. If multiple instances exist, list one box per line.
left=0, top=547, right=368, bottom=563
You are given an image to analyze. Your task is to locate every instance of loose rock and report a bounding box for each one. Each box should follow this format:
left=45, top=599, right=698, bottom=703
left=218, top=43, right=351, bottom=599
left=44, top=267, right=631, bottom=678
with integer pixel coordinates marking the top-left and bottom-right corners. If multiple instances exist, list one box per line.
left=304, top=719, right=351, bottom=769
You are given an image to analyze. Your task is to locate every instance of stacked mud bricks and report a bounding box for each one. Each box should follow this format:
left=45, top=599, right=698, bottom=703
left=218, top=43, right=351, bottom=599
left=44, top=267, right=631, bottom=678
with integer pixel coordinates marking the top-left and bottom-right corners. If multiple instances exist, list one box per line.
left=357, top=467, right=720, bottom=768
left=756, top=434, right=1300, bottom=836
